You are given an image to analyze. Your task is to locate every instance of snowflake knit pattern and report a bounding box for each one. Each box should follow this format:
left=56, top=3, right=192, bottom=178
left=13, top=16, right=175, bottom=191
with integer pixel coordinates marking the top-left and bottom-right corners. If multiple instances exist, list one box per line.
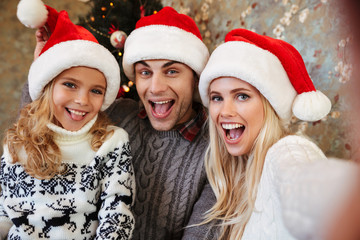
left=0, top=118, right=135, bottom=239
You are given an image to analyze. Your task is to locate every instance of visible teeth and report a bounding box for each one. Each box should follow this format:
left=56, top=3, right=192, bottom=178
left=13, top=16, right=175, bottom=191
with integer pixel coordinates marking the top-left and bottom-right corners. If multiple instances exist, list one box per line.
left=153, top=100, right=172, bottom=104
left=69, top=109, right=86, bottom=116
left=222, top=123, right=243, bottom=129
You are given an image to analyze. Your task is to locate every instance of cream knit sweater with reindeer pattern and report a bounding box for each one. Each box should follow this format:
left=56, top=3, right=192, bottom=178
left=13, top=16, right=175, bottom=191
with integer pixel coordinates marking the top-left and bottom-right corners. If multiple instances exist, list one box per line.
left=0, top=117, right=135, bottom=240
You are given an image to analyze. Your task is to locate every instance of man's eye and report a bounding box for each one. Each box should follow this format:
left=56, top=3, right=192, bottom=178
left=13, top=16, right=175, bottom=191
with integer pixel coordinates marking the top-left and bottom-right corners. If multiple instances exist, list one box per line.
left=167, top=69, right=178, bottom=74
left=210, top=96, right=222, bottom=102
left=140, top=70, right=150, bottom=76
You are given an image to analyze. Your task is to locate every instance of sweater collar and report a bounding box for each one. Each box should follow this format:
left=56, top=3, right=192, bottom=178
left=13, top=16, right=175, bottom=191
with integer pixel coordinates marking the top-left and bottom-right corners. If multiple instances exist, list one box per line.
left=47, top=115, right=98, bottom=141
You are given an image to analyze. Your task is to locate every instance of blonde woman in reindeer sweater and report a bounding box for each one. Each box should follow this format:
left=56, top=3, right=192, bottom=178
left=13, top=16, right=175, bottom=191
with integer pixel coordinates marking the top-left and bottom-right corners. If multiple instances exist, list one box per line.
left=198, top=28, right=358, bottom=240
left=0, top=2, right=134, bottom=239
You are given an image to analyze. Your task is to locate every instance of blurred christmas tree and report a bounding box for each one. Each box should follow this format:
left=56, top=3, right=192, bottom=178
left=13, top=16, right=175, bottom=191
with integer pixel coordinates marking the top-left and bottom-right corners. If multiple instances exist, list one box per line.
left=78, top=0, right=163, bottom=100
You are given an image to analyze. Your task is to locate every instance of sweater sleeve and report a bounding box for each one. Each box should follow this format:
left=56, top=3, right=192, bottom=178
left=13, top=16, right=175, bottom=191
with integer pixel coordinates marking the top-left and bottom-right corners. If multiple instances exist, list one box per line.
left=182, top=181, right=219, bottom=240
left=266, top=135, right=358, bottom=240
left=0, top=152, right=13, bottom=239
left=95, top=127, right=135, bottom=240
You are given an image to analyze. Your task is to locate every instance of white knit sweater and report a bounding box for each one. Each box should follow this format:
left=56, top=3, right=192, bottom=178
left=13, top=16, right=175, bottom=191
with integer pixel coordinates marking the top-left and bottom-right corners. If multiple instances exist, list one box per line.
left=0, top=117, right=135, bottom=240
left=242, top=135, right=357, bottom=240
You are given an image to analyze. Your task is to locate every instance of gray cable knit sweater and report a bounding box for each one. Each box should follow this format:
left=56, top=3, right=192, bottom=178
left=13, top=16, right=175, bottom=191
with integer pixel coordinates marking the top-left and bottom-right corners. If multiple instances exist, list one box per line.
left=106, top=98, right=216, bottom=240
left=21, top=84, right=217, bottom=240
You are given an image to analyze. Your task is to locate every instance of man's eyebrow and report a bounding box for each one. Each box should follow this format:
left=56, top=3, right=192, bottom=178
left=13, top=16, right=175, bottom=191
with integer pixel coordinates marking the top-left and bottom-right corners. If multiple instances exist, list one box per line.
left=136, top=61, right=150, bottom=67
left=162, top=61, right=181, bottom=68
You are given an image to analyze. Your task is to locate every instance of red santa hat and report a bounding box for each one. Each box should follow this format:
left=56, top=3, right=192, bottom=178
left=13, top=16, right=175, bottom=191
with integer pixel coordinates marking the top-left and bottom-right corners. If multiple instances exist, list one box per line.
left=199, top=28, right=331, bottom=122
left=122, top=6, right=209, bottom=80
left=17, top=0, right=120, bottom=111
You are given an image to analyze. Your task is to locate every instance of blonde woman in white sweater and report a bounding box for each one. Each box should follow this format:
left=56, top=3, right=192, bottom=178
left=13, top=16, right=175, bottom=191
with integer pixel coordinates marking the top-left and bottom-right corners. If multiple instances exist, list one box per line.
left=198, top=28, right=358, bottom=240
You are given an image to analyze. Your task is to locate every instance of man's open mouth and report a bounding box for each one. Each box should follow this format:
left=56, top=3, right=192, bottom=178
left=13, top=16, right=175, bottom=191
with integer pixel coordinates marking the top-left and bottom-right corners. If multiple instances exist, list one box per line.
left=150, top=100, right=175, bottom=116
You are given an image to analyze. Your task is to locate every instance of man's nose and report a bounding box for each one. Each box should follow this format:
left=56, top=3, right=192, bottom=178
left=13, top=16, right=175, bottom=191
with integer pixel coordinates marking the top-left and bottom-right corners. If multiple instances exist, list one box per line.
left=150, top=72, right=168, bottom=94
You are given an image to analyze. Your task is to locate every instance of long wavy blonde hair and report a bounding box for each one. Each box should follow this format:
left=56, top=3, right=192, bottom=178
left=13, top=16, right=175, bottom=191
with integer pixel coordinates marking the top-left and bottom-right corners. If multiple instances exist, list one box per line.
left=204, top=95, right=288, bottom=239
left=4, top=81, right=114, bottom=180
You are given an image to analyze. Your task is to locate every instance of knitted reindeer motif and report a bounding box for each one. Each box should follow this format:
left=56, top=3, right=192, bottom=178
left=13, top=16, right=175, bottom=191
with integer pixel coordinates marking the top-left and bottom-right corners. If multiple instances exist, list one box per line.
left=104, top=179, right=133, bottom=211
left=8, top=201, right=36, bottom=235
left=39, top=198, right=77, bottom=238
left=81, top=198, right=101, bottom=234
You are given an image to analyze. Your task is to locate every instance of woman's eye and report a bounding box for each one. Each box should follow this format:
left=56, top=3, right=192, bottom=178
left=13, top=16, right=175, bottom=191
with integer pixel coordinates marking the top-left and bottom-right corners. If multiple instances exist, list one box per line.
left=237, top=94, right=249, bottom=101
left=92, top=89, right=103, bottom=95
left=63, top=82, right=75, bottom=88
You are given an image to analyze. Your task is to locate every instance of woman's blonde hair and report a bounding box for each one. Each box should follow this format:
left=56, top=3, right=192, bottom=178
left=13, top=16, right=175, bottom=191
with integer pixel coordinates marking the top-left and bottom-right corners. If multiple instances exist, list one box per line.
left=4, top=81, right=113, bottom=180
left=204, top=95, right=288, bottom=239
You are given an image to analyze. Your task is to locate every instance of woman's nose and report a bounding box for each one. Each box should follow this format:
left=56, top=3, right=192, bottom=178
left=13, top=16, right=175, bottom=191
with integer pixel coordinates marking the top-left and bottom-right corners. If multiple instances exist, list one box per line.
left=220, top=99, right=237, bottom=117
left=74, top=91, right=89, bottom=105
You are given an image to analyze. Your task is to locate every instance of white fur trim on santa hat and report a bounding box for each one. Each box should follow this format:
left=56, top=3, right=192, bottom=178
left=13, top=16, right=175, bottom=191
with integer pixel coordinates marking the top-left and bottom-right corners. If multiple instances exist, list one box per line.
left=29, top=40, right=120, bottom=111
left=17, top=0, right=48, bottom=29
left=292, top=90, right=332, bottom=121
left=199, top=41, right=297, bottom=121
left=123, top=25, right=209, bottom=80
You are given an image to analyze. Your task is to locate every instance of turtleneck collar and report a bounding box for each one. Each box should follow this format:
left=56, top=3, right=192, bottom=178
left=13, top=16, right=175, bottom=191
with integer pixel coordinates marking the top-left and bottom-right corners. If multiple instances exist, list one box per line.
left=47, top=115, right=98, bottom=142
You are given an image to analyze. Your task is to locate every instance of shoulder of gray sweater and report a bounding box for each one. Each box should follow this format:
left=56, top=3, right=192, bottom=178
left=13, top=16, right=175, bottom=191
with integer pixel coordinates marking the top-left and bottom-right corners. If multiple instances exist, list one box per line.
left=105, top=98, right=139, bottom=125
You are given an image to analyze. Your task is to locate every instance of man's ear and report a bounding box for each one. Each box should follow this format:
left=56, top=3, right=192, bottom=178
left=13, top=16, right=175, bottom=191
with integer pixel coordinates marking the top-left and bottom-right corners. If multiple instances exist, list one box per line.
left=192, top=72, right=202, bottom=103
left=193, top=71, right=199, bottom=84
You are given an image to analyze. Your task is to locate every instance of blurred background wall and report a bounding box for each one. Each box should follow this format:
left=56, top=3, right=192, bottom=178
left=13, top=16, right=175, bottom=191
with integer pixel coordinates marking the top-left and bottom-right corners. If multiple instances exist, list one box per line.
left=0, top=0, right=351, bottom=159
left=0, top=0, right=91, bottom=155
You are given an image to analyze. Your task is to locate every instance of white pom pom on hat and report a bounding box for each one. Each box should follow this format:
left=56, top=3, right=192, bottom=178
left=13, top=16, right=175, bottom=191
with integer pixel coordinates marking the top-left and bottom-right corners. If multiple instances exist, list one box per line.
left=17, top=0, right=48, bottom=29
left=199, top=28, right=331, bottom=122
left=16, top=0, right=121, bottom=111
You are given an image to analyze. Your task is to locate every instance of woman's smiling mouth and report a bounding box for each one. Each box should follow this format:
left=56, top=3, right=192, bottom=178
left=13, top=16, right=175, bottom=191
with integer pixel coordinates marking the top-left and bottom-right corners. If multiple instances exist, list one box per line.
left=222, top=123, right=245, bottom=140
left=66, top=108, right=87, bottom=121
